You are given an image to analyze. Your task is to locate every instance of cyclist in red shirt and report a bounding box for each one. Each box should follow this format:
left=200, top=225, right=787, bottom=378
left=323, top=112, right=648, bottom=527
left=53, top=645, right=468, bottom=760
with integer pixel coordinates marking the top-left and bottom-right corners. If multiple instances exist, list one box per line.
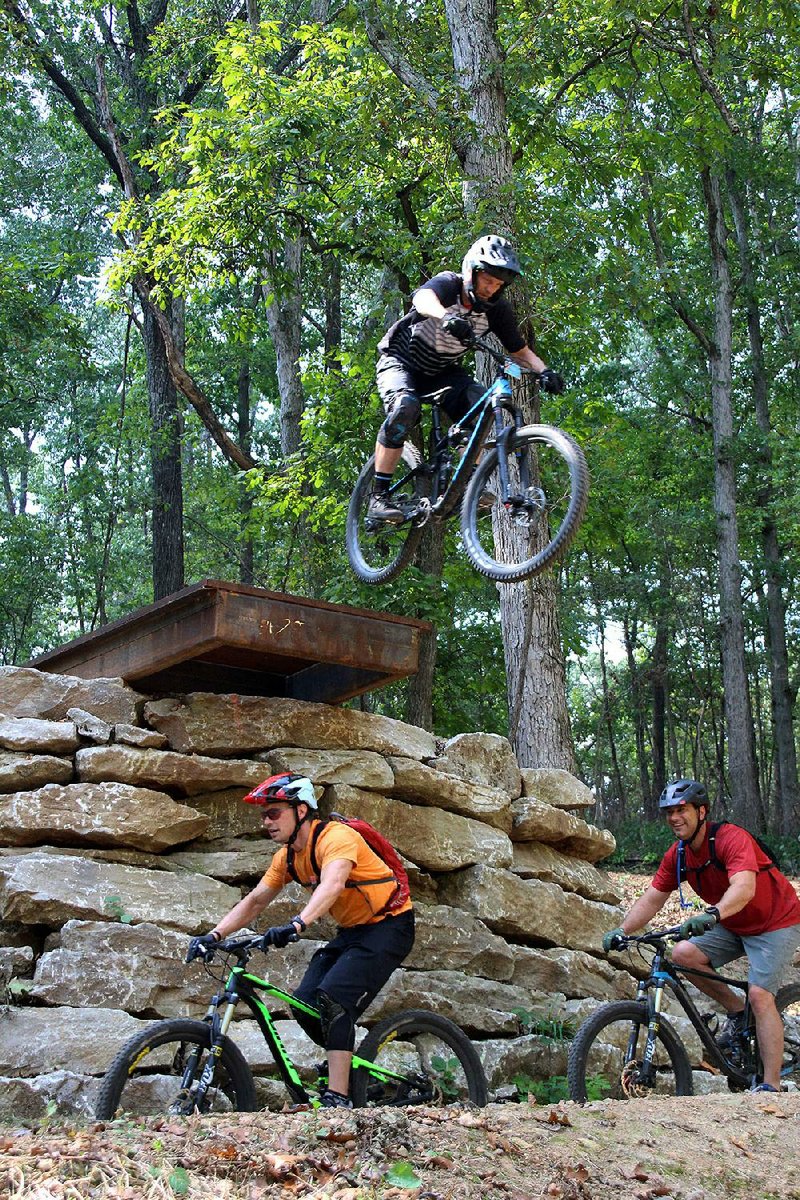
left=603, top=779, right=800, bottom=1093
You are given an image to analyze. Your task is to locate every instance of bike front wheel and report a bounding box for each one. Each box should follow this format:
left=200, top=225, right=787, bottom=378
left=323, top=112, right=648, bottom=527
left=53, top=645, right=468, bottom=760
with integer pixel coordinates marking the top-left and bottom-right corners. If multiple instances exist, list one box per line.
left=351, top=1009, right=488, bottom=1108
left=94, top=1018, right=258, bottom=1119
left=567, top=1001, right=693, bottom=1102
left=460, top=424, right=588, bottom=583
left=346, top=446, right=429, bottom=585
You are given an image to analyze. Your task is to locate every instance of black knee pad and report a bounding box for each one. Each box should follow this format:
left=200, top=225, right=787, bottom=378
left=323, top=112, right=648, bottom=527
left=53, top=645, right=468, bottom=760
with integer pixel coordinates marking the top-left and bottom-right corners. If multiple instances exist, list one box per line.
left=317, top=990, right=356, bottom=1052
left=293, top=1006, right=324, bottom=1047
left=378, top=393, right=420, bottom=449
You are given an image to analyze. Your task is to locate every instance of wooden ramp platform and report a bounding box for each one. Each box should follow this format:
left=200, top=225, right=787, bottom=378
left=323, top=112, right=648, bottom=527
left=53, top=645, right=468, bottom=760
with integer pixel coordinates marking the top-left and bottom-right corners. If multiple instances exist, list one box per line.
left=29, top=580, right=429, bottom=704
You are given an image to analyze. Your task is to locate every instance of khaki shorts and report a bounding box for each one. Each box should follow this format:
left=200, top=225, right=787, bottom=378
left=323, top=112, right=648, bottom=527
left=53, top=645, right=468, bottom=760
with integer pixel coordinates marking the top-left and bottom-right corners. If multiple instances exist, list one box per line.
left=691, top=921, right=800, bottom=994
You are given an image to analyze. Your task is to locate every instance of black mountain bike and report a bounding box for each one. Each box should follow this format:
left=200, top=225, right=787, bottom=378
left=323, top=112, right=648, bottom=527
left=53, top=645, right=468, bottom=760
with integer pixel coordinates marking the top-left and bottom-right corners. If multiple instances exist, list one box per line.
left=567, top=925, right=800, bottom=1101
left=94, top=934, right=488, bottom=1117
left=346, top=337, right=589, bottom=585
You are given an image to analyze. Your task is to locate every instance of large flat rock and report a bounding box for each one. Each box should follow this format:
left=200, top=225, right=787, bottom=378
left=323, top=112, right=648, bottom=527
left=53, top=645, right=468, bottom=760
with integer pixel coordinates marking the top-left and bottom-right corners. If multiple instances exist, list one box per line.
left=0, top=750, right=73, bottom=793
left=387, top=756, right=512, bottom=832
left=0, top=782, right=209, bottom=851
left=144, top=693, right=437, bottom=760
left=324, top=784, right=513, bottom=872
left=0, top=667, right=143, bottom=724
left=0, top=851, right=240, bottom=933
left=75, top=745, right=268, bottom=796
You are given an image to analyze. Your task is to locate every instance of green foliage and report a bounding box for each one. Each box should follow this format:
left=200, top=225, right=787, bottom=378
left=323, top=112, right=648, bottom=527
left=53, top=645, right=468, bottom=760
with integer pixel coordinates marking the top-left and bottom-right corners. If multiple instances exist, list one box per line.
left=513, top=1072, right=609, bottom=1103
left=103, top=895, right=134, bottom=924
left=512, top=1007, right=576, bottom=1043
left=430, top=1054, right=462, bottom=1101
left=606, top=819, right=675, bottom=868
left=384, top=1162, right=422, bottom=1189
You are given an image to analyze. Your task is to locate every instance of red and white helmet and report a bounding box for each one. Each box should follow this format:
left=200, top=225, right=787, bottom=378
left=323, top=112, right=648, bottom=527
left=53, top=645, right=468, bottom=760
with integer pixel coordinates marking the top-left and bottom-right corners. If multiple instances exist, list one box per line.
left=243, top=773, right=318, bottom=809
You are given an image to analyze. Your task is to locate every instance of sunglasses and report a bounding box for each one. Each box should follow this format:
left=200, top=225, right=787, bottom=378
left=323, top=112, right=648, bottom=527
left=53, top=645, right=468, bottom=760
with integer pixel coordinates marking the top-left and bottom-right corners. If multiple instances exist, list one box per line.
left=260, top=806, right=291, bottom=821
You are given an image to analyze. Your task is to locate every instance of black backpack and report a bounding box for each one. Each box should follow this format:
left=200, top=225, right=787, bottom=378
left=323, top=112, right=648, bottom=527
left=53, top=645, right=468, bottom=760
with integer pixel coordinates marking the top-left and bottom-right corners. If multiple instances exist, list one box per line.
left=678, top=820, right=780, bottom=883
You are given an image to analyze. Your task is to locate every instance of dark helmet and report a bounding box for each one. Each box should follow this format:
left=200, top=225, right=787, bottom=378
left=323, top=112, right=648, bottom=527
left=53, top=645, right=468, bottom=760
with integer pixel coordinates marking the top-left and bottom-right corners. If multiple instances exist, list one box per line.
left=243, top=773, right=318, bottom=810
left=659, top=778, right=708, bottom=810
left=461, top=234, right=522, bottom=311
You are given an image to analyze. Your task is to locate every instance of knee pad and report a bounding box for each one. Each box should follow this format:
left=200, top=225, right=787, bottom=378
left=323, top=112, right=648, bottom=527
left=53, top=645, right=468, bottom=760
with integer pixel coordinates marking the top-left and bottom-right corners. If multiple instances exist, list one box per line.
left=317, top=990, right=356, bottom=1052
left=292, top=1005, right=324, bottom=1047
left=378, top=394, right=420, bottom=449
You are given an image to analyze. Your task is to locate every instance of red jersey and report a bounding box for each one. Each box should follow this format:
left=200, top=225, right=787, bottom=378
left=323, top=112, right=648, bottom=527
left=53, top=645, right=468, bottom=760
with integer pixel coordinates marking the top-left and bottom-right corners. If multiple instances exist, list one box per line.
left=651, top=823, right=800, bottom=936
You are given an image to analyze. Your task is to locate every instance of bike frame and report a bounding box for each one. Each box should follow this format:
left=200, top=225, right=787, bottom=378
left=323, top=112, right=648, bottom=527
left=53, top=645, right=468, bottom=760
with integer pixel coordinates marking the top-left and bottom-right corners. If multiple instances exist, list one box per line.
left=388, top=353, right=528, bottom=522
left=192, top=950, right=411, bottom=1110
left=632, top=939, right=758, bottom=1088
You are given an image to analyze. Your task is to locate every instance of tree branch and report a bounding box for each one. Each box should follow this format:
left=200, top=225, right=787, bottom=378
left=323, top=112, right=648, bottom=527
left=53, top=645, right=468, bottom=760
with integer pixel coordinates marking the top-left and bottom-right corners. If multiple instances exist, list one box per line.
left=356, top=0, right=441, bottom=114
left=681, top=0, right=741, bottom=136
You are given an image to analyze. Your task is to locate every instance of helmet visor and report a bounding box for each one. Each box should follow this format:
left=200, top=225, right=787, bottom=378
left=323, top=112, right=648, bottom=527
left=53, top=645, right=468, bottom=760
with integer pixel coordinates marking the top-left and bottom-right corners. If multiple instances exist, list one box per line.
left=479, top=265, right=519, bottom=285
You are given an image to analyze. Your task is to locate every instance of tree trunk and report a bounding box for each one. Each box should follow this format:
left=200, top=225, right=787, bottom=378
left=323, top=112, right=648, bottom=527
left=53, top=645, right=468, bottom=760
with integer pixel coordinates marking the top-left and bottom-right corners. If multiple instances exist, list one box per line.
left=650, top=610, right=668, bottom=815
left=142, top=297, right=184, bottom=599
left=624, top=615, right=652, bottom=806
left=405, top=524, right=446, bottom=731
left=598, top=618, right=627, bottom=817
left=727, top=170, right=799, bottom=835
left=701, top=167, right=763, bottom=829
left=265, top=237, right=305, bottom=457
left=237, top=353, right=254, bottom=586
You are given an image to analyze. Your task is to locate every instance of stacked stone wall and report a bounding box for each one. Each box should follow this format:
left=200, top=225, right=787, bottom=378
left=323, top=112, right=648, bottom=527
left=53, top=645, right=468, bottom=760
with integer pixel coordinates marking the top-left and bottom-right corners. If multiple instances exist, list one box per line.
left=0, top=666, right=635, bottom=1117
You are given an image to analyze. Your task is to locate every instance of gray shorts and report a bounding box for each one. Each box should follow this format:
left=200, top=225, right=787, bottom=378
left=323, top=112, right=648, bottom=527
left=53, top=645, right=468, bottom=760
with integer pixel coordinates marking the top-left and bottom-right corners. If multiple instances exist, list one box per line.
left=691, top=921, right=800, bottom=994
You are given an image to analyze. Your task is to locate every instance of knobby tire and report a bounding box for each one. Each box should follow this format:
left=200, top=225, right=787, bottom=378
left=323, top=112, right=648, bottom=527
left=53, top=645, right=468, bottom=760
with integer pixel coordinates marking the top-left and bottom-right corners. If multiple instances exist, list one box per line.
left=94, top=1018, right=258, bottom=1119
left=351, top=1008, right=488, bottom=1108
left=567, top=1000, right=693, bottom=1103
left=460, top=424, right=588, bottom=583
left=346, top=446, right=427, bottom=585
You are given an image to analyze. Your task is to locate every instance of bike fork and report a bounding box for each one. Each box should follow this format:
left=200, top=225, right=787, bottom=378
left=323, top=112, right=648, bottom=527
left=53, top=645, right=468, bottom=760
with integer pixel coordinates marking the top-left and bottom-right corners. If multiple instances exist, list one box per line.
left=176, top=994, right=238, bottom=1113
left=632, top=978, right=667, bottom=1089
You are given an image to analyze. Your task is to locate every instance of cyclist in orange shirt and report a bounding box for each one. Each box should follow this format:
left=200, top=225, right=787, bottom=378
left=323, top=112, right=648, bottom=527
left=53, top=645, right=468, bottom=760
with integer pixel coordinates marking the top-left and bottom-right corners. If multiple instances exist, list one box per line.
left=188, top=774, right=414, bottom=1108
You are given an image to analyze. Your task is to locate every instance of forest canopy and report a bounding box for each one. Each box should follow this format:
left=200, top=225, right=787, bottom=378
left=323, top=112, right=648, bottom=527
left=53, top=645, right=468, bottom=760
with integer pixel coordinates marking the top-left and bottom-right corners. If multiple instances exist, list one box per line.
left=0, top=0, right=797, bottom=840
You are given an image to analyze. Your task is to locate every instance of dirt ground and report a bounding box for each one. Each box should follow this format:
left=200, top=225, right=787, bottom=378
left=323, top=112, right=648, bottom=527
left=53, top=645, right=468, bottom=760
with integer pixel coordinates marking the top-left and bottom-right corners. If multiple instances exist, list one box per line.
left=3, top=1093, right=800, bottom=1200
left=4, top=872, right=800, bottom=1200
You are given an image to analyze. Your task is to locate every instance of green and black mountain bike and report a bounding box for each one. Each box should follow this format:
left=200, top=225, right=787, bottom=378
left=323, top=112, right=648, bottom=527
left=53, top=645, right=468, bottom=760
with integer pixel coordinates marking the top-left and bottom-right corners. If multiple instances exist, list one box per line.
left=95, top=933, right=488, bottom=1117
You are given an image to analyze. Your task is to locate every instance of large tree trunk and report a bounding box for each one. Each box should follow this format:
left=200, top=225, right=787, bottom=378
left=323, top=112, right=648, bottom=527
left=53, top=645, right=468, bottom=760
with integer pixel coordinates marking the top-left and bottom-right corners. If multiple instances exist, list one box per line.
left=405, top=524, right=446, bottom=731
left=727, top=171, right=799, bottom=836
left=702, top=167, right=763, bottom=829
left=265, top=238, right=305, bottom=457
left=442, top=0, right=574, bottom=767
left=142, top=298, right=184, bottom=599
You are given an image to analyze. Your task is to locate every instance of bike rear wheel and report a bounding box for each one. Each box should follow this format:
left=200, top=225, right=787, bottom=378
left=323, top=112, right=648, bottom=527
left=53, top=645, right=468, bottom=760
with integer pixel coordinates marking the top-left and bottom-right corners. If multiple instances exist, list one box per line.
left=346, top=446, right=429, bottom=585
left=567, top=1000, right=693, bottom=1102
left=776, top=982, right=800, bottom=1089
left=351, top=1009, right=488, bottom=1108
left=460, top=424, right=588, bottom=583
left=94, top=1018, right=258, bottom=1119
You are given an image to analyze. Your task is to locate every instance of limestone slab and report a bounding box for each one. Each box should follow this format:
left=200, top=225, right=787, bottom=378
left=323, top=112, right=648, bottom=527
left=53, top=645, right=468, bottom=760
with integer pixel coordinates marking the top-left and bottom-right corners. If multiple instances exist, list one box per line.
left=0, top=716, right=79, bottom=754
left=269, top=747, right=394, bottom=790
left=0, top=666, right=143, bottom=724
left=0, top=750, right=73, bottom=793
left=144, top=693, right=437, bottom=760
left=510, top=841, right=620, bottom=903
left=510, top=796, right=616, bottom=862
left=324, top=784, right=513, bottom=872
left=520, top=767, right=595, bottom=809
left=0, top=782, right=208, bottom=852
left=431, top=732, right=522, bottom=798
left=75, top=744, right=268, bottom=796
left=0, top=851, right=240, bottom=933
left=387, top=756, right=512, bottom=831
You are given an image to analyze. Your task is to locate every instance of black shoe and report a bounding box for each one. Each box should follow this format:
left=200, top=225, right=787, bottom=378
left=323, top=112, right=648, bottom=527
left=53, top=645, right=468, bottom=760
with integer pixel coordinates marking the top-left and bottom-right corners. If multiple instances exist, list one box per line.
left=367, top=491, right=404, bottom=524
left=320, top=1088, right=353, bottom=1109
left=717, top=1010, right=747, bottom=1050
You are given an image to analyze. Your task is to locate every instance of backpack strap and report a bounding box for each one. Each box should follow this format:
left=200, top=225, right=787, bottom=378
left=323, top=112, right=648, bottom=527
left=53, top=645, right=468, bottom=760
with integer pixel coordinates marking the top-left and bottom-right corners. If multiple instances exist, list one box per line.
left=679, top=820, right=777, bottom=883
left=286, top=819, right=328, bottom=888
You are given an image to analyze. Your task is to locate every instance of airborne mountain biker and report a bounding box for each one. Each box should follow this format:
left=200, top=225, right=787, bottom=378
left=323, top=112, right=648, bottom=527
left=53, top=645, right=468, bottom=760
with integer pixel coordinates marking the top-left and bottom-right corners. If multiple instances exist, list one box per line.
left=368, top=234, right=565, bottom=523
left=188, top=774, right=414, bottom=1109
left=603, top=778, right=800, bottom=1093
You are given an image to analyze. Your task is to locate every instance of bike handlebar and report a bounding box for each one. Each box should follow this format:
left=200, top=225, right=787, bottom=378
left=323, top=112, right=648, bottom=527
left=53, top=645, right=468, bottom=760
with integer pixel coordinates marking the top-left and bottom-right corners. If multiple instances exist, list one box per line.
left=470, top=334, right=540, bottom=376
left=613, top=925, right=687, bottom=951
left=186, top=932, right=269, bottom=965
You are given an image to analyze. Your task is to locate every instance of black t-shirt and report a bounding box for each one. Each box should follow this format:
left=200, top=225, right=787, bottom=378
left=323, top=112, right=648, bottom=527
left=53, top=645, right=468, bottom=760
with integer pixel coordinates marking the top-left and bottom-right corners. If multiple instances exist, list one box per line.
left=378, top=272, right=526, bottom=376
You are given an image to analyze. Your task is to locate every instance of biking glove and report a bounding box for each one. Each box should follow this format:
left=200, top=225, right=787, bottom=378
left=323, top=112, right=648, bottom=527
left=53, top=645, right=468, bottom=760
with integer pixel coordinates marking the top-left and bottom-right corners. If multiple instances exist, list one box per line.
left=442, top=314, right=473, bottom=345
left=602, top=927, right=626, bottom=953
left=186, top=931, right=220, bottom=963
left=540, top=368, right=566, bottom=394
left=678, top=909, right=719, bottom=939
left=259, top=922, right=300, bottom=950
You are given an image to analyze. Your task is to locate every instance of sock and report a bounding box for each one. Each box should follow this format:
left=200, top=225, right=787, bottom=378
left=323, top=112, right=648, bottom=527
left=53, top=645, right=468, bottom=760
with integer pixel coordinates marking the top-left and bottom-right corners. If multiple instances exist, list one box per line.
left=373, top=472, right=393, bottom=494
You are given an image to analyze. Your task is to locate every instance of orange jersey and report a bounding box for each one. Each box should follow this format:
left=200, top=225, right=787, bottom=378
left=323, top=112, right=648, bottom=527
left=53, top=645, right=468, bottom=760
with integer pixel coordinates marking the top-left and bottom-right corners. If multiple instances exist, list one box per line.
left=262, top=820, right=413, bottom=927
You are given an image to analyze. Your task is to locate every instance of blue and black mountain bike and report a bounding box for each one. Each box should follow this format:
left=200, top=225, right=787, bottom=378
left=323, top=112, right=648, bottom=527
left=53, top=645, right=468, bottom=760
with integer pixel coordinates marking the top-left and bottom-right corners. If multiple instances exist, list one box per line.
left=346, top=336, right=589, bottom=585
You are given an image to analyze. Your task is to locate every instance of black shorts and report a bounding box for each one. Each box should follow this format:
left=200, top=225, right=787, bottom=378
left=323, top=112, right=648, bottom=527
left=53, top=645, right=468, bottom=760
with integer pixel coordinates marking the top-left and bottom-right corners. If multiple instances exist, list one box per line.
left=293, top=909, right=415, bottom=1019
left=376, top=355, right=484, bottom=425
